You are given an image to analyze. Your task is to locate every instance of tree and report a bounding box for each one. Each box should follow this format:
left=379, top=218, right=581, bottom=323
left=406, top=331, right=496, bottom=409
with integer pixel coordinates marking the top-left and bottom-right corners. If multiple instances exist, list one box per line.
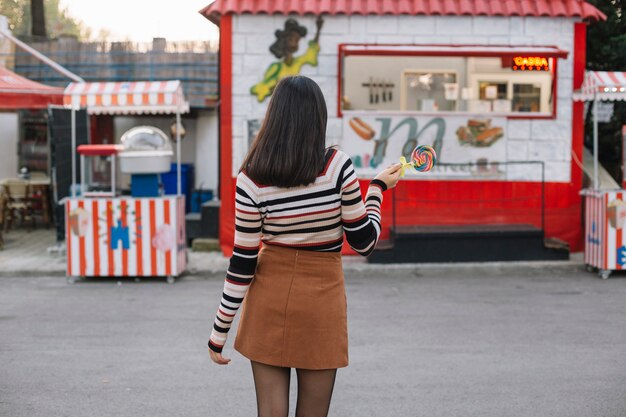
left=0, top=0, right=89, bottom=39
left=0, top=0, right=26, bottom=32
left=585, top=0, right=626, bottom=182
left=30, top=0, right=45, bottom=38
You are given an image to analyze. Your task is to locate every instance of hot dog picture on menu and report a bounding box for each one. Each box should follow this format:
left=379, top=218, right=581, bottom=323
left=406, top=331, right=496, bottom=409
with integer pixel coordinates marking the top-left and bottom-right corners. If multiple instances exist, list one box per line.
left=349, top=117, right=376, bottom=141
left=456, top=118, right=504, bottom=147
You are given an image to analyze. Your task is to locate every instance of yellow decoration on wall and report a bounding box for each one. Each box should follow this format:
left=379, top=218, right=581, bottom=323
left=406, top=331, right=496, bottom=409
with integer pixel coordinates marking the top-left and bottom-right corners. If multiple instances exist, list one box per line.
left=250, top=17, right=324, bottom=102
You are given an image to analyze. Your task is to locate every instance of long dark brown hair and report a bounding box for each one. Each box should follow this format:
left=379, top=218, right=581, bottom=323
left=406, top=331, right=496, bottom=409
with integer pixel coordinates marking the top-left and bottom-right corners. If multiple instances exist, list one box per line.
left=241, top=76, right=328, bottom=188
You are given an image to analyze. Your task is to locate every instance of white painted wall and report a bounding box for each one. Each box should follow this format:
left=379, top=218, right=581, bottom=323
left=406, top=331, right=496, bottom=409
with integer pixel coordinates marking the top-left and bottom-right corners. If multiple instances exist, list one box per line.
left=231, top=15, right=578, bottom=182
left=0, top=16, right=13, bottom=68
left=0, top=112, right=19, bottom=179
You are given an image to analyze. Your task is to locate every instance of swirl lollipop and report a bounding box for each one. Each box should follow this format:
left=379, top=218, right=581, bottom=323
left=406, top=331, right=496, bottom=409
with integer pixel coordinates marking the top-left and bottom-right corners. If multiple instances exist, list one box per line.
left=399, top=145, right=437, bottom=177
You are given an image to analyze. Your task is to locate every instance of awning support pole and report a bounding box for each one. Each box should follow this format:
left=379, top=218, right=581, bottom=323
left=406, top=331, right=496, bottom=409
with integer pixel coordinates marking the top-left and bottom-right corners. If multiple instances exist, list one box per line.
left=176, top=111, right=181, bottom=196
left=111, top=155, right=116, bottom=196
left=593, top=91, right=599, bottom=190
left=71, top=107, right=76, bottom=198
left=0, top=29, right=84, bottom=83
left=80, top=154, right=85, bottom=196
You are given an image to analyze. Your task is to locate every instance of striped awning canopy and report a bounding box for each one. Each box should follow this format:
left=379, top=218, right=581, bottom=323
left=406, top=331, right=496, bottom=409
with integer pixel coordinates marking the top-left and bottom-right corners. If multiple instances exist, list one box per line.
left=0, top=66, right=63, bottom=109
left=573, top=71, right=626, bottom=102
left=63, top=80, right=190, bottom=115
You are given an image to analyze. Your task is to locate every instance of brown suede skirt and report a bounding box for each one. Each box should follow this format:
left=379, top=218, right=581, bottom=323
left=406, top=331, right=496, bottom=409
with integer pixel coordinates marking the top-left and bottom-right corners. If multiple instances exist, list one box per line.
left=233, top=244, right=348, bottom=370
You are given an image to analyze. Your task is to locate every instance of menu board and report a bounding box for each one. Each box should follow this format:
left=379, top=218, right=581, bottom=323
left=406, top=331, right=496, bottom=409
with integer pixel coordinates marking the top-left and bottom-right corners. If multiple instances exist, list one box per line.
left=342, top=112, right=507, bottom=180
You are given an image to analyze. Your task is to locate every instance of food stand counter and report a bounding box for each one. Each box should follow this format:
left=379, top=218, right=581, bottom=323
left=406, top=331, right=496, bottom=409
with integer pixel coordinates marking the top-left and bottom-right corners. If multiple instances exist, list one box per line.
left=63, top=80, right=189, bottom=282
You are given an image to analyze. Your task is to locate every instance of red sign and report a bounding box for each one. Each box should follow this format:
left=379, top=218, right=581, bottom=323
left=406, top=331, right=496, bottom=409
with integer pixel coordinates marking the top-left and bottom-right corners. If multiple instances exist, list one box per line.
left=512, top=56, right=549, bottom=71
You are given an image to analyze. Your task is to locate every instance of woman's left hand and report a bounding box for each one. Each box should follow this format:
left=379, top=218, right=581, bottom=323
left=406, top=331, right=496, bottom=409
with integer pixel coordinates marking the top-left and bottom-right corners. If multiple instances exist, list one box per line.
left=209, top=349, right=231, bottom=365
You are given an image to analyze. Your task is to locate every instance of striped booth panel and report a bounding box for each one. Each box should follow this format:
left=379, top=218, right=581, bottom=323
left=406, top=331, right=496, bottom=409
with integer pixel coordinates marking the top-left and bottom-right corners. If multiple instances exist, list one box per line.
left=584, top=191, right=626, bottom=271
left=65, top=197, right=186, bottom=277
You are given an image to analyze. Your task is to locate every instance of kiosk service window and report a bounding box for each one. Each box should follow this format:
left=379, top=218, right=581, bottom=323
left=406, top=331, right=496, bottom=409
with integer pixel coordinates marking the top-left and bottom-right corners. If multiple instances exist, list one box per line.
left=340, top=46, right=560, bottom=118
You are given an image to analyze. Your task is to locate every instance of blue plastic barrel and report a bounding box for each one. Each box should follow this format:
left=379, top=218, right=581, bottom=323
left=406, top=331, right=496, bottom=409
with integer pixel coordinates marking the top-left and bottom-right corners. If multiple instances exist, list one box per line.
left=191, top=190, right=214, bottom=213
left=161, top=163, right=194, bottom=212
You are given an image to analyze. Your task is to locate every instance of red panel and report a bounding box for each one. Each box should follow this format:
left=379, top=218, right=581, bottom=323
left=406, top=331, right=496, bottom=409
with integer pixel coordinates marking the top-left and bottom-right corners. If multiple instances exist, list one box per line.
left=134, top=200, right=143, bottom=276
left=373, top=179, right=583, bottom=250
left=219, top=14, right=236, bottom=257
left=568, top=21, right=588, bottom=250
left=92, top=201, right=100, bottom=275
left=121, top=200, right=128, bottom=277
left=106, top=201, right=114, bottom=276
left=0, top=67, right=64, bottom=109
left=200, top=0, right=606, bottom=21
left=220, top=179, right=584, bottom=257
left=0, top=92, right=63, bottom=110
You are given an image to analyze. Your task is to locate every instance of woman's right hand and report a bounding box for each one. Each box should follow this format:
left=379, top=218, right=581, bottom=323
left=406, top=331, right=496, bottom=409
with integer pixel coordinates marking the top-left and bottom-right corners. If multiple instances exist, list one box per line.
left=374, top=163, right=402, bottom=190
left=209, top=348, right=231, bottom=365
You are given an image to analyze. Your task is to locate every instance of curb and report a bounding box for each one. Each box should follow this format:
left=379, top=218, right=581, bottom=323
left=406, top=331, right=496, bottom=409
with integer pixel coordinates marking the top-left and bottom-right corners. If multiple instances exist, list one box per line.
left=0, top=270, right=67, bottom=278
left=0, top=258, right=586, bottom=279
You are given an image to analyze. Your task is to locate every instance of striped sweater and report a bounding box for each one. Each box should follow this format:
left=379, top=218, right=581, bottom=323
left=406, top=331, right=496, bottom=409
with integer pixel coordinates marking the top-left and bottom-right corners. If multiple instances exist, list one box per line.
left=208, top=149, right=387, bottom=353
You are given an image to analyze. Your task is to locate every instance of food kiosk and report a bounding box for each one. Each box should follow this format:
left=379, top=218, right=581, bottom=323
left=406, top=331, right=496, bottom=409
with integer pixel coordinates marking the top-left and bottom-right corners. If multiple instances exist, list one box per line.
left=63, top=81, right=189, bottom=282
left=201, top=0, right=605, bottom=257
left=574, top=71, right=626, bottom=279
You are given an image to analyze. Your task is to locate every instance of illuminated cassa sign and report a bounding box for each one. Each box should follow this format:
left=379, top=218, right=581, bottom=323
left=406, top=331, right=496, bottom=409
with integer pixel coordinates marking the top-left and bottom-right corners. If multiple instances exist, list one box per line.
left=512, top=56, right=549, bottom=71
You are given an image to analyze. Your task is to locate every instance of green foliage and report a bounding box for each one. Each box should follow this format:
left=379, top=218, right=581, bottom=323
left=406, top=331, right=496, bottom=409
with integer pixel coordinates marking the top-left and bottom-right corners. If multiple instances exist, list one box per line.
left=0, top=0, right=90, bottom=39
left=587, top=0, right=626, bottom=70
left=585, top=0, right=626, bottom=182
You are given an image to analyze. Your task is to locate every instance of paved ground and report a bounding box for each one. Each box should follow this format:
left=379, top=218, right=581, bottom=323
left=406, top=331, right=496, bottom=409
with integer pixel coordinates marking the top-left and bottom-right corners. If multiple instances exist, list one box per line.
left=1, top=268, right=625, bottom=417
left=0, top=229, right=232, bottom=276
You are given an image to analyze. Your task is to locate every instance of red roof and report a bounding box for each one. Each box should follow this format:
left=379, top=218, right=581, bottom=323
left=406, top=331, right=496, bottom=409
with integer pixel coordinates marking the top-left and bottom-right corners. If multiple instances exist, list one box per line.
left=200, top=0, right=606, bottom=25
left=0, top=66, right=64, bottom=110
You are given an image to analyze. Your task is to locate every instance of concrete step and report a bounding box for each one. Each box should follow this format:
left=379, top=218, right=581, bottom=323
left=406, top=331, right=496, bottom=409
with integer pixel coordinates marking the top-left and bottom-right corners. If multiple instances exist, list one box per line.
left=370, top=224, right=569, bottom=263
left=191, top=238, right=221, bottom=252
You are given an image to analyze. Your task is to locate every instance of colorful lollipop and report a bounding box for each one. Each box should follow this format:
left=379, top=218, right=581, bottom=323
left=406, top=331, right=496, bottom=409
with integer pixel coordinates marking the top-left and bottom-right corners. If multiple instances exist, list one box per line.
left=399, top=145, right=437, bottom=177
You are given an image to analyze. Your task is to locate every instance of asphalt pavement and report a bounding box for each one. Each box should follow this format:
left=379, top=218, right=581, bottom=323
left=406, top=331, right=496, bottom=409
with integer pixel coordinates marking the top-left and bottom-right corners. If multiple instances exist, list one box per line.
left=1, top=267, right=625, bottom=417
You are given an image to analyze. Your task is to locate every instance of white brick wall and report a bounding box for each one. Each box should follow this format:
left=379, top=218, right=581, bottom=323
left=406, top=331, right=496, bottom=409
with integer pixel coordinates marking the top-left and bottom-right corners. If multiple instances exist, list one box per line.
left=508, top=120, right=531, bottom=140
left=231, top=14, right=578, bottom=182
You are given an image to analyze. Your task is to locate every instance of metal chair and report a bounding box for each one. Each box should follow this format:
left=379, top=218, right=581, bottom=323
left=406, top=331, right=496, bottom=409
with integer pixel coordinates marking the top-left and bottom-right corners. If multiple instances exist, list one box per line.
left=2, top=178, right=35, bottom=231
left=27, top=172, right=52, bottom=228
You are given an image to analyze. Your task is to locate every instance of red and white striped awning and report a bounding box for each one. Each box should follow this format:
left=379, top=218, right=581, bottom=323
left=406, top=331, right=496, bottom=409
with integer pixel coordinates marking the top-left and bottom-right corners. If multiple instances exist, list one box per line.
left=573, top=71, right=626, bottom=101
left=63, top=80, right=190, bottom=114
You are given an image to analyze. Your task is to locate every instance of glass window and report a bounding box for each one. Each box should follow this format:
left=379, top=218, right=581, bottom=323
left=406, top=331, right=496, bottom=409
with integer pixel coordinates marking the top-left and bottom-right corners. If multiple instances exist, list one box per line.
left=479, top=82, right=507, bottom=100
left=341, top=54, right=555, bottom=116
left=403, top=71, right=457, bottom=111
left=512, top=83, right=542, bottom=113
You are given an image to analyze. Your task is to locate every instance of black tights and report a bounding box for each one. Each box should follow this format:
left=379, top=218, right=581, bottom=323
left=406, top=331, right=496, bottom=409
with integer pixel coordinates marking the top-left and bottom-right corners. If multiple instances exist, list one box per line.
left=250, top=361, right=337, bottom=417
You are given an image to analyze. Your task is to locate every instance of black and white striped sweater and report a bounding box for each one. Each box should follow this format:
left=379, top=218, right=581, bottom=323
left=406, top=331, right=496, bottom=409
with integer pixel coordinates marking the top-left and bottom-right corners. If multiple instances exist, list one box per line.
left=209, top=149, right=387, bottom=353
